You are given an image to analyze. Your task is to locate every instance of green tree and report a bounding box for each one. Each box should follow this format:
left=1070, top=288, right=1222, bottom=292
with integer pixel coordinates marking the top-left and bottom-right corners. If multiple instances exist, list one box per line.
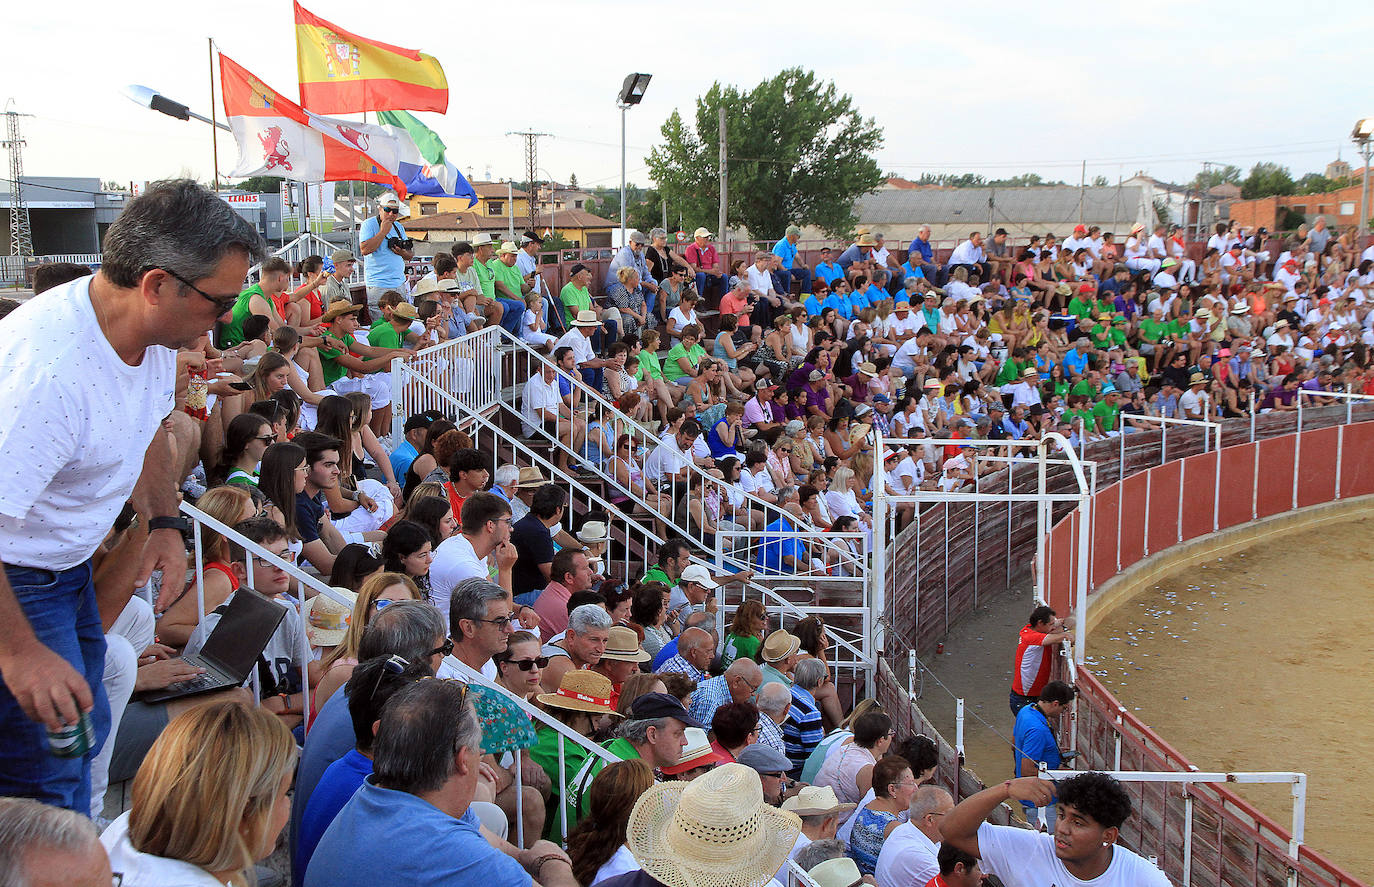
left=1240, top=163, right=1296, bottom=199
left=1090, top=175, right=1109, bottom=187
left=1189, top=164, right=1241, bottom=191
left=646, top=68, right=883, bottom=239
left=568, top=172, right=578, bottom=189
left=234, top=175, right=285, bottom=193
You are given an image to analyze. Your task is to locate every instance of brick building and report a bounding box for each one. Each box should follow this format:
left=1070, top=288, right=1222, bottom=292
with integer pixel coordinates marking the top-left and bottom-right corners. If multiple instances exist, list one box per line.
left=1227, top=181, right=1368, bottom=232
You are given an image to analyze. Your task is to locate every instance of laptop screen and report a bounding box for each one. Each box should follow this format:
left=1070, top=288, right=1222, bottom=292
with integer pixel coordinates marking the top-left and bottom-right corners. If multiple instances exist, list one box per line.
left=197, top=589, right=288, bottom=679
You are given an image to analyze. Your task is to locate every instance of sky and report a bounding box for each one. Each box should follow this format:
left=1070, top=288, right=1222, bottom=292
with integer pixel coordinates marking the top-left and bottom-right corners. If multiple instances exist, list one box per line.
left=5, top=1, right=1372, bottom=197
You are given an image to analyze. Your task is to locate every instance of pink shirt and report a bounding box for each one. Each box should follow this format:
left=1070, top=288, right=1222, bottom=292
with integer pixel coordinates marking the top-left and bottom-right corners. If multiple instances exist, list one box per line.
left=532, top=580, right=573, bottom=638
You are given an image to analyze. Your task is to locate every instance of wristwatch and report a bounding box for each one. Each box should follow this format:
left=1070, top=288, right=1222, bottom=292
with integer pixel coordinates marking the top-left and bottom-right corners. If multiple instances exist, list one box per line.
left=147, top=516, right=191, bottom=533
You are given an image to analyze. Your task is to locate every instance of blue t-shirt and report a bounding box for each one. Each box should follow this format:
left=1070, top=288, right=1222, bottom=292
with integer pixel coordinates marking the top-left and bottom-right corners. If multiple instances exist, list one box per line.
left=1061, top=349, right=1089, bottom=377
left=815, top=261, right=844, bottom=286
left=910, top=238, right=934, bottom=264
left=903, top=261, right=927, bottom=280
left=389, top=439, right=419, bottom=482
left=706, top=417, right=741, bottom=460
left=289, top=686, right=356, bottom=887
left=772, top=238, right=799, bottom=270
left=1012, top=704, right=1060, bottom=809
left=295, top=491, right=325, bottom=545
left=305, top=778, right=532, bottom=887
left=360, top=216, right=407, bottom=288
left=835, top=244, right=869, bottom=270
left=803, top=294, right=826, bottom=317
left=297, top=749, right=372, bottom=878
left=757, top=517, right=802, bottom=574
left=850, top=286, right=874, bottom=312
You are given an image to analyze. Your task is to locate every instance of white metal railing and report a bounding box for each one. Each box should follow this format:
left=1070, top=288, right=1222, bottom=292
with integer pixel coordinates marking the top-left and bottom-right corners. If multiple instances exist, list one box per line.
left=1117, top=412, right=1222, bottom=465
left=390, top=342, right=876, bottom=683
left=389, top=324, right=506, bottom=440
left=247, top=233, right=365, bottom=286
left=1297, top=387, right=1374, bottom=433
left=1041, top=768, right=1308, bottom=887
left=179, top=500, right=352, bottom=741
left=1, top=253, right=102, bottom=283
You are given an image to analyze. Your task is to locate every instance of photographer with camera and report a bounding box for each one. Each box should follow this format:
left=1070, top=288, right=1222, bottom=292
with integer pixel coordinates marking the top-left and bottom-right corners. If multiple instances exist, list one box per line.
left=359, top=194, right=413, bottom=309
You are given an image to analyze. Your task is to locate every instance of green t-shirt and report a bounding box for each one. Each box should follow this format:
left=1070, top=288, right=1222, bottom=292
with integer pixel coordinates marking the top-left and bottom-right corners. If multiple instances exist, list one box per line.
left=369, top=321, right=403, bottom=350
left=664, top=342, right=705, bottom=382
left=1066, top=297, right=1094, bottom=321
left=560, top=283, right=592, bottom=325
left=318, top=330, right=354, bottom=386
left=1138, top=317, right=1168, bottom=343
left=221, top=284, right=270, bottom=347
left=641, top=566, right=673, bottom=586
left=721, top=633, right=761, bottom=668
left=473, top=260, right=496, bottom=298
left=1092, top=399, right=1121, bottom=433
left=530, top=725, right=590, bottom=840
left=635, top=349, right=665, bottom=381
left=1051, top=379, right=1071, bottom=398
left=487, top=258, right=524, bottom=300
left=1063, top=407, right=1095, bottom=431
left=995, top=358, right=1025, bottom=387
left=566, top=736, right=641, bottom=831
left=1167, top=319, right=1189, bottom=340
left=1070, top=379, right=1098, bottom=398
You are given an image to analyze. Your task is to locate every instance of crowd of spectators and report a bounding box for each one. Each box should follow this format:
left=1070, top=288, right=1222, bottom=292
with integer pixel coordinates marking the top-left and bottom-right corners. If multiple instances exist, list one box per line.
left=0, top=179, right=1312, bottom=887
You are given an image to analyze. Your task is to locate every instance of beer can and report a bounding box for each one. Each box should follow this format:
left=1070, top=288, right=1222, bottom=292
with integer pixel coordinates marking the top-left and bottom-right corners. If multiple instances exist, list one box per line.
left=48, top=710, right=95, bottom=759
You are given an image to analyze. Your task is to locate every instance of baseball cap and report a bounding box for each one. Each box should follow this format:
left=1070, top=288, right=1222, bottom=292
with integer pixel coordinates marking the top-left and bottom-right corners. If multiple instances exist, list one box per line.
left=679, top=564, right=717, bottom=588
left=629, top=230, right=648, bottom=245
left=627, top=692, right=705, bottom=729
left=330, top=249, right=356, bottom=264
left=735, top=744, right=793, bottom=775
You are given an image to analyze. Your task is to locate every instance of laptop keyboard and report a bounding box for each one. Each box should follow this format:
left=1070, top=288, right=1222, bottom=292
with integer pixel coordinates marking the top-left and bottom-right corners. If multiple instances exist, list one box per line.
left=167, top=673, right=219, bottom=693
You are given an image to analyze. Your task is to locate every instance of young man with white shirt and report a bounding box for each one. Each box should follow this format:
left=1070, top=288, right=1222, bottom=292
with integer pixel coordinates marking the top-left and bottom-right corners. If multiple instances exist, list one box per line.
left=945, top=232, right=988, bottom=280
left=429, top=492, right=520, bottom=619
left=644, top=421, right=701, bottom=485
left=941, top=772, right=1170, bottom=887
left=0, top=180, right=263, bottom=812
left=520, top=359, right=584, bottom=470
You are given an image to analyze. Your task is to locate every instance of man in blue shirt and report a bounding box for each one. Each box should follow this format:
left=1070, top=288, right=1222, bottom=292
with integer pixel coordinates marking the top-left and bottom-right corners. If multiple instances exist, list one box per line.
left=772, top=225, right=812, bottom=295
left=358, top=194, right=412, bottom=308
left=757, top=514, right=805, bottom=574
left=1061, top=338, right=1092, bottom=379
left=814, top=247, right=844, bottom=287
left=908, top=224, right=940, bottom=283
left=836, top=233, right=877, bottom=272
left=296, top=655, right=429, bottom=881
left=1011, top=680, right=1074, bottom=830
left=389, top=413, right=433, bottom=482
left=306, top=679, right=574, bottom=887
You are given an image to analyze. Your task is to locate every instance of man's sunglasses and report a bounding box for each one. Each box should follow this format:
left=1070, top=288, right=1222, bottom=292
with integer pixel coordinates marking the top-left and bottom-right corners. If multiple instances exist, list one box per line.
left=381, top=207, right=400, bottom=214
left=427, top=638, right=455, bottom=658
left=161, top=267, right=239, bottom=315
left=499, top=656, right=550, bottom=672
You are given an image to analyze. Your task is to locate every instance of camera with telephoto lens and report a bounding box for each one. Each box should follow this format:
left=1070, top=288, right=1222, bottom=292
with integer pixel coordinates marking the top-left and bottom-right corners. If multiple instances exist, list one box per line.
left=387, top=235, right=414, bottom=252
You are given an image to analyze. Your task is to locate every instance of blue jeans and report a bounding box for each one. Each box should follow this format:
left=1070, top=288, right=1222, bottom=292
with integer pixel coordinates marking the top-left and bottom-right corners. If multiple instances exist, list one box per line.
left=0, top=561, right=109, bottom=813
left=788, top=266, right=812, bottom=295
left=695, top=273, right=724, bottom=300
left=496, top=298, right=525, bottom=337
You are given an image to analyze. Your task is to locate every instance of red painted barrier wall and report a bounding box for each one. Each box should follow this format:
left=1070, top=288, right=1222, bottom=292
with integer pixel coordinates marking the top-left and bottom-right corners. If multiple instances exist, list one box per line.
left=1044, top=422, right=1372, bottom=887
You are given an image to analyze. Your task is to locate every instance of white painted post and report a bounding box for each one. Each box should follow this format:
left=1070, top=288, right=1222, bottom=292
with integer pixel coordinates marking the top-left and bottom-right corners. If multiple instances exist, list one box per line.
left=872, top=436, right=887, bottom=656
left=1182, top=791, right=1194, bottom=887
left=955, top=698, right=965, bottom=764
left=1075, top=493, right=1090, bottom=666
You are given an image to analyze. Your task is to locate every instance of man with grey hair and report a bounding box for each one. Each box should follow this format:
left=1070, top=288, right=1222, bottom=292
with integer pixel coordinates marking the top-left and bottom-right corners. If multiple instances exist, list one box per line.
left=656, top=626, right=712, bottom=682
left=0, top=797, right=109, bottom=887
left=540, top=603, right=612, bottom=693
left=784, top=657, right=826, bottom=775
left=687, top=657, right=763, bottom=726
left=291, top=600, right=448, bottom=867
left=447, top=577, right=515, bottom=681
left=306, top=679, right=577, bottom=887
left=793, top=837, right=848, bottom=874
left=779, top=787, right=852, bottom=882
left=358, top=192, right=412, bottom=308
left=875, top=785, right=953, bottom=887
left=0, top=178, right=264, bottom=812
left=754, top=681, right=793, bottom=754
left=565, top=691, right=701, bottom=827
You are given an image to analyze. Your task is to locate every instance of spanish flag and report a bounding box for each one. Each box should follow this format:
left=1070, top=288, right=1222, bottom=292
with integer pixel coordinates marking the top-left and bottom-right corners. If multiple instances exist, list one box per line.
left=294, top=1, right=448, bottom=114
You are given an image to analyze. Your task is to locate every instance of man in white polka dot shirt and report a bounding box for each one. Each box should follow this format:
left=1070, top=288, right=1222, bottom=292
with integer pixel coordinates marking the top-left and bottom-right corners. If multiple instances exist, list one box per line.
left=0, top=179, right=266, bottom=812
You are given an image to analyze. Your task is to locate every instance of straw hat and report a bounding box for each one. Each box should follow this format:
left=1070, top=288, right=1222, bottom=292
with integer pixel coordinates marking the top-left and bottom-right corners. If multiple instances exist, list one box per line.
left=808, top=858, right=864, bottom=887
left=1231, top=303, right=1250, bottom=315
left=857, top=362, right=877, bottom=378
left=761, top=629, right=800, bottom=663
left=303, top=587, right=357, bottom=646
left=319, top=302, right=363, bottom=324
left=412, top=278, right=443, bottom=299
left=693, top=227, right=713, bottom=239
left=573, top=309, right=601, bottom=327
left=1054, top=282, right=1073, bottom=297
left=576, top=521, right=610, bottom=544
left=855, top=233, right=878, bottom=247
left=535, top=670, right=621, bottom=716
left=600, top=625, right=651, bottom=663
left=392, top=302, right=418, bottom=321
left=781, top=785, right=856, bottom=817
left=516, top=466, right=548, bottom=489
left=626, top=763, right=801, bottom=887
left=661, top=727, right=730, bottom=776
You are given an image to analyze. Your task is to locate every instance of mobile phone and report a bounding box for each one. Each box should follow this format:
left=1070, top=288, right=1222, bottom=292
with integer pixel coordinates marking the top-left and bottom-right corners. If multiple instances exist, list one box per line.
left=229, top=381, right=253, bottom=391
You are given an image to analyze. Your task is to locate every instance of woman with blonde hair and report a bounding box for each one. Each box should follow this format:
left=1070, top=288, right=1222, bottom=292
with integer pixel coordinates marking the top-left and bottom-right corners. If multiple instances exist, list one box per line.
left=567, top=758, right=656, bottom=886
left=312, top=572, right=422, bottom=708
left=101, top=700, right=297, bottom=887
left=155, top=485, right=255, bottom=649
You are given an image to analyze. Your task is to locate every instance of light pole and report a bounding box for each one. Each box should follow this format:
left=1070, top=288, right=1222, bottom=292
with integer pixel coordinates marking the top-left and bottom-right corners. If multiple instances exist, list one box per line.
left=122, top=84, right=231, bottom=190
left=616, top=73, right=652, bottom=245
left=1353, top=117, right=1374, bottom=241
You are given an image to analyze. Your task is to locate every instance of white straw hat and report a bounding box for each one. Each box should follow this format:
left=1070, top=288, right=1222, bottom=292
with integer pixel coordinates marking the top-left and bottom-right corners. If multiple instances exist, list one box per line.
left=626, top=763, right=801, bottom=887
left=303, top=588, right=356, bottom=647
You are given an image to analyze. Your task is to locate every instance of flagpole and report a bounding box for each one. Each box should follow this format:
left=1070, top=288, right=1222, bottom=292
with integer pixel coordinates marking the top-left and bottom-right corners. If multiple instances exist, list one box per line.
left=208, top=37, right=221, bottom=191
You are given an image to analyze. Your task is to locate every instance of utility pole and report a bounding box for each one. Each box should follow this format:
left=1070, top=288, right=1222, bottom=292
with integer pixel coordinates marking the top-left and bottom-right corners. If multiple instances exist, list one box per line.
left=986, top=189, right=994, bottom=237
left=718, top=106, right=727, bottom=246
left=1078, top=160, right=1086, bottom=227
left=507, top=129, right=552, bottom=233
left=3, top=106, right=34, bottom=257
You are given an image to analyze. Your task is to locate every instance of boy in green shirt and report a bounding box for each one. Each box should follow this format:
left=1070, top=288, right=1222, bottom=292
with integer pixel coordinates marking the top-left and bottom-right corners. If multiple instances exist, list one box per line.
left=1091, top=387, right=1122, bottom=436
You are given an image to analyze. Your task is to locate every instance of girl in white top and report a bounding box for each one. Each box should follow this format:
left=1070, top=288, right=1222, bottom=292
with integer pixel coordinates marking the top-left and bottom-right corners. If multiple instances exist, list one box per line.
left=521, top=293, right=558, bottom=348
left=666, top=292, right=701, bottom=342
left=103, top=701, right=296, bottom=887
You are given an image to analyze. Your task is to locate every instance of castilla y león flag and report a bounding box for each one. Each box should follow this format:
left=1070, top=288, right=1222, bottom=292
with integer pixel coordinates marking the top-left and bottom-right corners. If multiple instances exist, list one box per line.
left=294, top=1, right=448, bottom=114
left=220, top=53, right=409, bottom=196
